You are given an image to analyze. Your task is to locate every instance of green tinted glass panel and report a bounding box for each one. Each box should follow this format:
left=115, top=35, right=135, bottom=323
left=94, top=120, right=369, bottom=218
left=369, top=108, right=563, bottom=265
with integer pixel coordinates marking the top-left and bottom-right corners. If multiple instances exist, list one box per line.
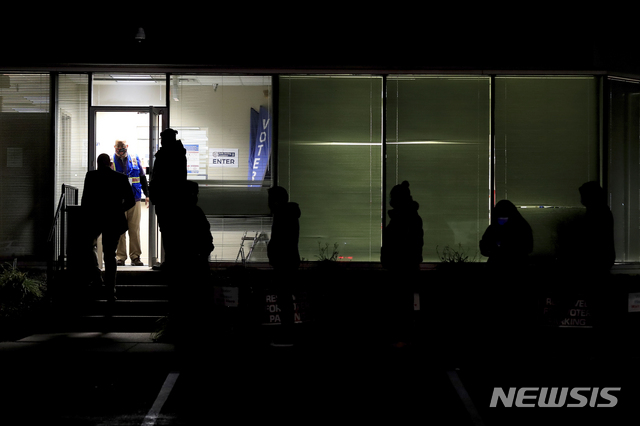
left=386, top=76, right=491, bottom=262
left=279, top=76, right=383, bottom=262
left=494, top=76, right=599, bottom=257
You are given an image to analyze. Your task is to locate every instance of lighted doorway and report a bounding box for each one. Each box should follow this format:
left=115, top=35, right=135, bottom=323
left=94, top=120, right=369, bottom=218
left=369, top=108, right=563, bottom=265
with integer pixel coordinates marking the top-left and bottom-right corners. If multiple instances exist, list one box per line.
left=90, top=107, right=166, bottom=267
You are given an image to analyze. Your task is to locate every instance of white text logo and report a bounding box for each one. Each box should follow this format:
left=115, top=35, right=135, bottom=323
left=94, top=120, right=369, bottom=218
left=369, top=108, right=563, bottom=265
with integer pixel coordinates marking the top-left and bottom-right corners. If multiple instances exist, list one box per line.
left=490, top=387, right=620, bottom=408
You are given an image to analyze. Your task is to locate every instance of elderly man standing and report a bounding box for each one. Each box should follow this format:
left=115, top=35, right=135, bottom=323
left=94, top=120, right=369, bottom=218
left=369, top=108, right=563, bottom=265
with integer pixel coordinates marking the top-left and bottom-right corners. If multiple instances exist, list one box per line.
left=112, top=140, right=149, bottom=266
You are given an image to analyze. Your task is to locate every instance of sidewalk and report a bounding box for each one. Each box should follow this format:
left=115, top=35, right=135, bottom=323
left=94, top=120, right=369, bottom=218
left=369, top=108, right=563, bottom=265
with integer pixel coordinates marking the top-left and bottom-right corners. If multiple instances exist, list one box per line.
left=0, top=332, right=175, bottom=355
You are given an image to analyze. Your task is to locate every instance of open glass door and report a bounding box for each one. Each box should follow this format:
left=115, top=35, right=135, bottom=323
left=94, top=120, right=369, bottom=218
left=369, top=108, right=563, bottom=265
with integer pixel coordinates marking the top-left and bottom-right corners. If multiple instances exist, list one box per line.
left=148, top=107, right=166, bottom=266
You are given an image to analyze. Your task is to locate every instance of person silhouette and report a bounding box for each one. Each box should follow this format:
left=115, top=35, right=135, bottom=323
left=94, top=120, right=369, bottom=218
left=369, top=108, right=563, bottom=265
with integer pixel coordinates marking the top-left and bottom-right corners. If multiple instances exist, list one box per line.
left=172, top=180, right=214, bottom=353
left=577, top=181, right=615, bottom=273
left=81, top=153, right=135, bottom=301
left=480, top=199, right=533, bottom=268
left=267, top=186, right=301, bottom=346
left=182, top=180, right=214, bottom=275
left=381, top=181, right=424, bottom=271
left=381, top=181, right=423, bottom=348
left=149, top=128, right=187, bottom=270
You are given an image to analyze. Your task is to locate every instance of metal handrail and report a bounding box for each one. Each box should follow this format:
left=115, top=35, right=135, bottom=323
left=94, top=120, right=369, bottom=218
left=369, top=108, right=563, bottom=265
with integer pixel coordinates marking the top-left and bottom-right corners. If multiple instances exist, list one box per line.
left=47, top=192, right=65, bottom=244
left=47, top=184, right=78, bottom=277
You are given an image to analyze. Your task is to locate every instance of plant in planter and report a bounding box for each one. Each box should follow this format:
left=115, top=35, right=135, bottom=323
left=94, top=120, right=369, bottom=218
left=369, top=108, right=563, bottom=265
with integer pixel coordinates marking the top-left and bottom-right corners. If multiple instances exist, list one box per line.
left=0, top=262, right=46, bottom=317
left=316, top=242, right=340, bottom=262
left=436, top=244, right=477, bottom=264
left=0, top=262, right=46, bottom=339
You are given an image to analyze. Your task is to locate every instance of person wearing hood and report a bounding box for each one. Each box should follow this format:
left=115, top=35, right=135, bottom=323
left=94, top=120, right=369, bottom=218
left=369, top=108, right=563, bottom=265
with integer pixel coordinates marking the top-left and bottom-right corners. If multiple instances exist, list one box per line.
left=577, top=181, right=615, bottom=273
left=267, top=186, right=301, bottom=346
left=267, top=185, right=301, bottom=271
left=381, top=181, right=423, bottom=348
left=480, top=199, right=533, bottom=267
left=381, top=181, right=424, bottom=270
left=149, top=128, right=187, bottom=269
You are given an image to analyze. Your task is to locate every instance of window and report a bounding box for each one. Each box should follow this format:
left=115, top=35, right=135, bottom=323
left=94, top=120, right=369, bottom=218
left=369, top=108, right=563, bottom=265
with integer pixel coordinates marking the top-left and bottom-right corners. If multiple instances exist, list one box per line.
left=387, top=75, right=491, bottom=261
left=92, top=73, right=166, bottom=107
left=494, top=76, right=599, bottom=259
left=0, top=73, right=51, bottom=258
left=279, top=76, right=383, bottom=262
left=608, top=77, right=640, bottom=262
left=56, top=74, right=89, bottom=202
left=170, top=75, right=273, bottom=261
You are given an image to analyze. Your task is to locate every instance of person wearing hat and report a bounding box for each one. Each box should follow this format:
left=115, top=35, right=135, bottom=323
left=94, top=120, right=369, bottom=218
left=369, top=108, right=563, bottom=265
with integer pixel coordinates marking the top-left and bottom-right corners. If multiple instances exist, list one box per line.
left=381, top=180, right=423, bottom=348
left=381, top=180, right=424, bottom=270
left=149, top=128, right=187, bottom=269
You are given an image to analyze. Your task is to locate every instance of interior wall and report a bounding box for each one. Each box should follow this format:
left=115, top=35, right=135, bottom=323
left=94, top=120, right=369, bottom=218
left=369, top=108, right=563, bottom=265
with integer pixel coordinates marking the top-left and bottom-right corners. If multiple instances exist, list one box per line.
left=170, top=83, right=272, bottom=216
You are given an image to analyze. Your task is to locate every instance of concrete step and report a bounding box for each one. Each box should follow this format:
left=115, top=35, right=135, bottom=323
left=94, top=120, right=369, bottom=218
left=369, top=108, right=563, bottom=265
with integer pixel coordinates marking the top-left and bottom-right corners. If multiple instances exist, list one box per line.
left=52, top=270, right=171, bottom=332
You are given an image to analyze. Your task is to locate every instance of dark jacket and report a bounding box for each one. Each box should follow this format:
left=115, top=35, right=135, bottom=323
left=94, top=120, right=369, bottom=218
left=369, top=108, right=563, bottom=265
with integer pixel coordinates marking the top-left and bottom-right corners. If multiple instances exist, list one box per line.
left=381, top=200, right=424, bottom=270
left=268, top=202, right=301, bottom=270
left=149, top=140, right=187, bottom=208
left=480, top=200, right=533, bottom=265
left=81, top=167, right=136, bottom=238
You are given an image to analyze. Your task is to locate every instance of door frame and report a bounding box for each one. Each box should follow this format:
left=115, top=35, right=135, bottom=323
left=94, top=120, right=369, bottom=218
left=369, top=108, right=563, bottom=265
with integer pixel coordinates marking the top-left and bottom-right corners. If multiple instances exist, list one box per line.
left=88, top=106, right=168, bottom=266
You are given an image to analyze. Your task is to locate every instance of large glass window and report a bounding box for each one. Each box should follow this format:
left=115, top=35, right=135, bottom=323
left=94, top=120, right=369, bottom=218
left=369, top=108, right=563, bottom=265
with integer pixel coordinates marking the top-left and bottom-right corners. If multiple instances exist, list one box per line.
left=387, top=76, right=491, bottom=261
left=92, top=73, right=166, bottom=107
left=608, top=76, right=640, bottom=262
left=56, top=74, right=89, bottom=202
left=494, top=76, right=599, bottom=259
left=278, top=76, right=383, bottom=262
left=170, top=75, right=273, bottom=261
left=0, top=73, right=52, bottom=258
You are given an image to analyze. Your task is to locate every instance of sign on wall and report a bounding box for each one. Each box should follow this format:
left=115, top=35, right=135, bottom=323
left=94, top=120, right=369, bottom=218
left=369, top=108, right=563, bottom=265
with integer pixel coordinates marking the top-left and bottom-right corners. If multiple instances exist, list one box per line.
left=184, top=144, right=200, bottom=174
left=209, top=148, right=239, bottom=168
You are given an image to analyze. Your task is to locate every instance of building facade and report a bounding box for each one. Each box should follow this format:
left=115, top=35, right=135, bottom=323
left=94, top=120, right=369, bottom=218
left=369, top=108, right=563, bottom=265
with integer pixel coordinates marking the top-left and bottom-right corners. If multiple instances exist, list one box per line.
left=2, top=29, right=640, bottom=266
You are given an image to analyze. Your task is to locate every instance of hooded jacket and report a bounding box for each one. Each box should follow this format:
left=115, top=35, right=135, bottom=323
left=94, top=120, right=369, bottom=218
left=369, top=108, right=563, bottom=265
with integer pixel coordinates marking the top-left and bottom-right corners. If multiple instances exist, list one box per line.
left=480, top=200, right=533, bottom=265
left=381, top=182, right=424, bottom=270
left=267, top=202, right=301, bottom=270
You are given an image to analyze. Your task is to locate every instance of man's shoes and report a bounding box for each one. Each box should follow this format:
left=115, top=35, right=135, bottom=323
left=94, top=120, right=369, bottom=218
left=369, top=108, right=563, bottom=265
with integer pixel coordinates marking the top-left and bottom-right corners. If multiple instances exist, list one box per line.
left=131, top=259, right=144, bottom=266
left=116, top=260, right=125, bottom=266
left=107, top=288, right=117, bottom=303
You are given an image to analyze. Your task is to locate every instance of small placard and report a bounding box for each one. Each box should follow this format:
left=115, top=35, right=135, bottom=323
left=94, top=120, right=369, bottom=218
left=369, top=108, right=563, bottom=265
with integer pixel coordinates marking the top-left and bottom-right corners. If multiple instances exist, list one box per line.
left=209, top=148, right=238, bottom=168
left=629, top=292, right=640, bottom=312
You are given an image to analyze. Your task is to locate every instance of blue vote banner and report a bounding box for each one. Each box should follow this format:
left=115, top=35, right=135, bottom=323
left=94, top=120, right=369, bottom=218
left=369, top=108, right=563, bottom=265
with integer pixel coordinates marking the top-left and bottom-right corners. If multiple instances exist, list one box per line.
left=248, top=106, right=271, bottom=186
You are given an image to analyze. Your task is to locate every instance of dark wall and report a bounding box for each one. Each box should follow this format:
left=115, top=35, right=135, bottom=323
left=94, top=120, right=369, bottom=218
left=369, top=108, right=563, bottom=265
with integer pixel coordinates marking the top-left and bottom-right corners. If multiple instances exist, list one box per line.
left=0, top=113, right=53, bottom=260
left=5, top=8, right=638, bottom=76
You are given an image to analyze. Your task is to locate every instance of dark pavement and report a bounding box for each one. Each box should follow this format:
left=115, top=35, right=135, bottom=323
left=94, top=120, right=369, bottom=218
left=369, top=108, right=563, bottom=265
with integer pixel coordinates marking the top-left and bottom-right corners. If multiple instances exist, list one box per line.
left=2, top=320, right=639, bottom=425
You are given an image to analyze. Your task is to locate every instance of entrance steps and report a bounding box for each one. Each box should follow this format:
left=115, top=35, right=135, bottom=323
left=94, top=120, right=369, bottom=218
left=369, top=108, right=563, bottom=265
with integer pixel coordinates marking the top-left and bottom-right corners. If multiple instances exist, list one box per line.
left=50, top=268, right=169, bottom=333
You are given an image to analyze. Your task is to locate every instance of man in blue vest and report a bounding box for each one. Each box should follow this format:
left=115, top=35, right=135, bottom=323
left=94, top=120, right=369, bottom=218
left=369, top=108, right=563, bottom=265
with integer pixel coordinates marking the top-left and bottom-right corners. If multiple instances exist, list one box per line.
left=112, top=140, right=149, bottom=266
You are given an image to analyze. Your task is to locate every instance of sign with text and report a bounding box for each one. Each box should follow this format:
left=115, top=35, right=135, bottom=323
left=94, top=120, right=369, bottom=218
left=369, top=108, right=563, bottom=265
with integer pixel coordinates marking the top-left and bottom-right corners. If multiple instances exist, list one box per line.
left=541, top=295, right=593, bottom=328
left=213, top=286, right=239, bottom=307
left=263, top=290, right=310, bottom=325
left=629, top=292, right=640, bottom=312
left=184, top=144, right=200, bottom=175
left=209, top=148, right=238, bottom=168
left=248, top=106, right=271, bottom=186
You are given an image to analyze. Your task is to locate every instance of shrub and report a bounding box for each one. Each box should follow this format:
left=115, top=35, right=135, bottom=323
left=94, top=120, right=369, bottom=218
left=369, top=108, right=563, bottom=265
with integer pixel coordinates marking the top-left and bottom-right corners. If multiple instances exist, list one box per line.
left=0, top=262, right=46, bottom=318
